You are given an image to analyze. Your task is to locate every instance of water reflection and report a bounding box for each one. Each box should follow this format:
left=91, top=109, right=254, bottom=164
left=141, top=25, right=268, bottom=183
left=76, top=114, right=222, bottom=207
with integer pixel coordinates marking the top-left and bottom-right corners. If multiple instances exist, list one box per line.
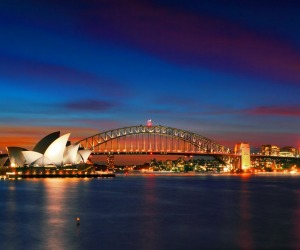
left=43, top=179, right=67, bottom=249
left=4, top=183, right=18, bottom=248
left=238, top=177, right=253, bottom=250
left=41, top=179, right=82, bottom=250
left=2, top=175, right=300, bottom=250
left=294, top=189, right=300, bottom=249
left=138, top=175, right=159, bottom=250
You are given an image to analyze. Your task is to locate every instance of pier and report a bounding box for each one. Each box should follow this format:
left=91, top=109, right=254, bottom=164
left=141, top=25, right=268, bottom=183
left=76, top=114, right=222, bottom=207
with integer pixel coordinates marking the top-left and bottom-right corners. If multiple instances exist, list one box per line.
left=1, top=169, right=115, bottom=179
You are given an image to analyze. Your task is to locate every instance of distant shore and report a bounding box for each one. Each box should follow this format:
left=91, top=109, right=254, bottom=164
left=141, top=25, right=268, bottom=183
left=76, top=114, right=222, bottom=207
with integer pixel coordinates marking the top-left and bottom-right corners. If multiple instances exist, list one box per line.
left=116, top=170, right=300, bottom=176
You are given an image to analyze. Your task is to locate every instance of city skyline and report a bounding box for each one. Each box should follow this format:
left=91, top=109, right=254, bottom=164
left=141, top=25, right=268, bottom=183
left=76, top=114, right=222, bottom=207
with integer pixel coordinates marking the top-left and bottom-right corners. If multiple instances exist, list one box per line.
left=1, top=0, right=300, bottom=152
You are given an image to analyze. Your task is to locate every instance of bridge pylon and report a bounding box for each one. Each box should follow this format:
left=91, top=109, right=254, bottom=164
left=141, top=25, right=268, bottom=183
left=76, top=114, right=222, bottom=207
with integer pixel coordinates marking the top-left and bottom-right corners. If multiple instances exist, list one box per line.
left=234, top=143, right=251, bottom=171
left=232, top=156, right=241, bottom=170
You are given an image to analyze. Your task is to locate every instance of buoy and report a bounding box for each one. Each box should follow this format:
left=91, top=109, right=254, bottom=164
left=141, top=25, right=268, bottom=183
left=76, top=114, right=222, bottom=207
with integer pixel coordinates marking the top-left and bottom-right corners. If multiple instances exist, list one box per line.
left=76, top=217, right=80, bottom=226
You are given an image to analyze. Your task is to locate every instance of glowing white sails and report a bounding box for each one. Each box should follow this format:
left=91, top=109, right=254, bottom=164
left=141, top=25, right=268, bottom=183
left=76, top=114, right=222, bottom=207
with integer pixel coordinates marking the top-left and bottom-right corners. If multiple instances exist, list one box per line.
left=7, top=132, right=91, bottom=167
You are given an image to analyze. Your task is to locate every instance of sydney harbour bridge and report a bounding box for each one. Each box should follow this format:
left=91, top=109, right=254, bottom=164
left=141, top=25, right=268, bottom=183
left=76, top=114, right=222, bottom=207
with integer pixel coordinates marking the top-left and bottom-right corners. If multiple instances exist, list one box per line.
left=76, top=124, right=300, bottom=170
left=76, top=124, right=242, bottom=169
left=77, top=125, right=232, bottom=154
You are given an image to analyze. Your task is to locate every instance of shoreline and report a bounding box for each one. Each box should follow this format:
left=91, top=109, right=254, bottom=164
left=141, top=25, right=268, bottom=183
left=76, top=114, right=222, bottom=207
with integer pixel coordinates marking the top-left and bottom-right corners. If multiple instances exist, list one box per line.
left=0, top=172, right=115, bottom=180
left=116, top=171, right=300, bottom=176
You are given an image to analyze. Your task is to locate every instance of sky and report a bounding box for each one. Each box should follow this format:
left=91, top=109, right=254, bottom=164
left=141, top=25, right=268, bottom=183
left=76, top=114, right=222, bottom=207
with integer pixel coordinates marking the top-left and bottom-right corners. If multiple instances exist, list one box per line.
left=1, top=0, right=300, bottom=153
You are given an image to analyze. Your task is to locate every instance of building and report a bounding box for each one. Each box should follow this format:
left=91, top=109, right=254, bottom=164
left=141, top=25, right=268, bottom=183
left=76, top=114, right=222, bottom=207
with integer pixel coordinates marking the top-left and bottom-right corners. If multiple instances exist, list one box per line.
left=107, top=154, right=115, bottom=170
left=5, top=131, right=92, bottom=167
left=261, top=145, right=280, bottom=156
left=261, top=145, right=298, bottom=157
left=280, top=146, right=298, bottom=157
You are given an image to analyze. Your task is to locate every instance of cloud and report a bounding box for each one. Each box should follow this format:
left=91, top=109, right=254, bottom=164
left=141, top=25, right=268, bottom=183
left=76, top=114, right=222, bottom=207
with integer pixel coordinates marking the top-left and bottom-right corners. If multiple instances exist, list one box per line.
left=246, top=105, right=300, bottom=116
left=184, top=104, right=300, bottom=117
left=0, top=54, right=128, bottom=97
left=64, top=99, right=116, bottom=112
left=78, top=0, right=300, bottom=85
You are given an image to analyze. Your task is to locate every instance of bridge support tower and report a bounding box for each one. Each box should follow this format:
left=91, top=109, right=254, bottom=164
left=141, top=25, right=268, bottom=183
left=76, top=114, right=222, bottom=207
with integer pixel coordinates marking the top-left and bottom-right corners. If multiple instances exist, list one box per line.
left=235, top=143, right=251, bottom=171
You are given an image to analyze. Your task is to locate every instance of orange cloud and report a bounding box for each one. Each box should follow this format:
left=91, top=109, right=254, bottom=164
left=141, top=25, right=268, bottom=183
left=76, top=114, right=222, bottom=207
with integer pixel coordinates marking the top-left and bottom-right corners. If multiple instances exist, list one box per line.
left=0, top=125, right=101, bottom=152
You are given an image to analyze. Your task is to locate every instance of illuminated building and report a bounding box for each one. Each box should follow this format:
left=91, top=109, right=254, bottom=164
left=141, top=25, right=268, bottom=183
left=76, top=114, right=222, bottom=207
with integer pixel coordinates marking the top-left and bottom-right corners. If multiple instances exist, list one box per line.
left=107, top=154, right=114, bottom=170
left=261, top=145, right=280, bottom=156
left=280, top=146, right=298, bottom=157
left=6, top=147, right=27, bottom=167
left=6, top=131, right=92, bottom=167
left=0, top=156, right=9, bottom=167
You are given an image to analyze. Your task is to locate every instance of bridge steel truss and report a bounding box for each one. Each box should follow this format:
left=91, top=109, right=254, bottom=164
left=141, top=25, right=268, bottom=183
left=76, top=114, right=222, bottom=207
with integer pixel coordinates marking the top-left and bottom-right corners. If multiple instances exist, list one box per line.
left=76, top=125, right=232, bottom=155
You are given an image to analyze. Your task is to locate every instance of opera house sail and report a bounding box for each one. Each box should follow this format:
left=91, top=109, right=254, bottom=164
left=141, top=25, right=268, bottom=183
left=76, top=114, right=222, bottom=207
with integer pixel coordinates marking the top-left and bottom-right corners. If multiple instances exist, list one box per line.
left=6, top=132, right=92, bottom=168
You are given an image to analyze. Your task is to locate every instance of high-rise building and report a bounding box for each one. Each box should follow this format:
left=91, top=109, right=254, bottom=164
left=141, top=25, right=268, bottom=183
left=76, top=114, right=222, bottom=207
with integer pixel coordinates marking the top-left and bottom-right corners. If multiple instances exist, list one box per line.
left=261, top=145, right=280, bottom=156
left=107, top=154, right=114, bottom=170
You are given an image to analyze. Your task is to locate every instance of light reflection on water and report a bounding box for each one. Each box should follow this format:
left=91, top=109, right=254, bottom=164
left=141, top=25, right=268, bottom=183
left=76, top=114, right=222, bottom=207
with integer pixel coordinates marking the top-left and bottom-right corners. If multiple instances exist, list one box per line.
left=0, top=174, right=300, bottom=249
left=238, top=180, right=253, bottom=250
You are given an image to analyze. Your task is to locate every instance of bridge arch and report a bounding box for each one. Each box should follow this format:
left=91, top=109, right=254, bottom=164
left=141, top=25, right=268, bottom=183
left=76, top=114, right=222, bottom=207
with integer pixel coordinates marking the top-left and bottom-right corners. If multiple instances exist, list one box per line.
left=76, top=125, right=232, bottom=154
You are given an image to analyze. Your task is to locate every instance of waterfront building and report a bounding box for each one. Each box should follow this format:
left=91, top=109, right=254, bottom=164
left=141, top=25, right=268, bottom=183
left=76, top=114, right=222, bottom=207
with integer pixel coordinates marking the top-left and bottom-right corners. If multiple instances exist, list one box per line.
left=107, top=154, right=115, bottom=170
left=0, top=156, right=9, bottom=167
left=6, top=131, right=92, bottom=167
left=261, top=145, right=280, bottom=156
left=280, top=146, right=298, bottom=157
left=260, top=145, right=298, bottom=157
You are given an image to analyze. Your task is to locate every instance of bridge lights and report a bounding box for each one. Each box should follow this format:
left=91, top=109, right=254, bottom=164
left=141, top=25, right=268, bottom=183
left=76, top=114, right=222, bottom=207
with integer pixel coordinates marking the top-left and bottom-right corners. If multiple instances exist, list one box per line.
left=147, top=119, right=152, bottom=127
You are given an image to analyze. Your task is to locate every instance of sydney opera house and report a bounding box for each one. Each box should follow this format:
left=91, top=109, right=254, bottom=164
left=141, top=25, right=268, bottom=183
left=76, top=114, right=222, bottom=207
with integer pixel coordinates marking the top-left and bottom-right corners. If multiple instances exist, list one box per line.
left=2, top=131, right=92, bottom=168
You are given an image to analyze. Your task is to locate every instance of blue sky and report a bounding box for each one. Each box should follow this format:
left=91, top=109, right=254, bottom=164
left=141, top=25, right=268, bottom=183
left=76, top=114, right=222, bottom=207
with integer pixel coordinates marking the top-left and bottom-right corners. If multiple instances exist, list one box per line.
left=1, top=0, right=300, bottom=151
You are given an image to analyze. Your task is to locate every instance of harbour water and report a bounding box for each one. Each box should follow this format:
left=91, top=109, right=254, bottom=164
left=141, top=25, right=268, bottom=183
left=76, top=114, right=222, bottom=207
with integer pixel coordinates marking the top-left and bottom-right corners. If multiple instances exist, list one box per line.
left=0, top=173, right=300, bottom=250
